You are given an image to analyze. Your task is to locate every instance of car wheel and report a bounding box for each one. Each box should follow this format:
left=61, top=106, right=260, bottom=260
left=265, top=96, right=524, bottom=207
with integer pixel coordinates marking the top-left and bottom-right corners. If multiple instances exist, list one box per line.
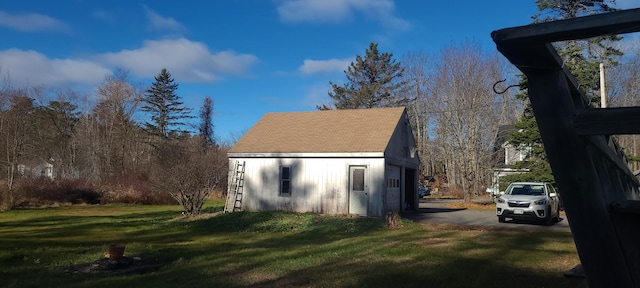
left=498, top=216, right=505, bottom=223
left=544, top=207, right=553, bottom=226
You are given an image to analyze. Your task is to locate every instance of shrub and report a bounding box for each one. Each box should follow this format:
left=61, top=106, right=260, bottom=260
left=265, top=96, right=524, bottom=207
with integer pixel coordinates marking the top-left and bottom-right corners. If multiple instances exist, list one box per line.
left=99, top=180, right=174, bottom=205
left=17, top=178, right=102, bottom=206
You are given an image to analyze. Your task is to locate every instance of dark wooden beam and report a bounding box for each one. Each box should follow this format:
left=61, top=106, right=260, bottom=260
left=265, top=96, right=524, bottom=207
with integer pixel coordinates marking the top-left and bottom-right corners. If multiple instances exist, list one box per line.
left=583, top=134, right=640, bottom=187
left=494, top=43, right=591, bottom=110
left=574, top=107, right=640, bottom=135
left=492, top=8, right=640, bottom=45
left=611, top=200, right=640, bottom=215
left=526, top=67, right=636, bottom=288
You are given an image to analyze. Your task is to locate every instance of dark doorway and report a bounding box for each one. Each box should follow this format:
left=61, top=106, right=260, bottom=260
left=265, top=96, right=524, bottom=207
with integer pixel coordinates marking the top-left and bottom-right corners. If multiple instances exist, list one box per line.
left=405, top=168, right=416, bottom=210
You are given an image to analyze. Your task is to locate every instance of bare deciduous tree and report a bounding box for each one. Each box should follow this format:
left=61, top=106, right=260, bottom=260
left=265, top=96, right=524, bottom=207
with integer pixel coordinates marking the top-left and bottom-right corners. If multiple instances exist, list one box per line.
left=431, top=42, right=512, bottom=201
left=0, top=89, right=37, bottom=209
left=401, top=51, right=438, bottom=177
left=83, top=69, right=143, bottom=183
left=32, top=89, right=82, bottom=179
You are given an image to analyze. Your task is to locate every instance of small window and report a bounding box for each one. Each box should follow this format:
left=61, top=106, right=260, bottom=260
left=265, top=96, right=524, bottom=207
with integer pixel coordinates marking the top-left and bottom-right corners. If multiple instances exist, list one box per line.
left=352, top=168, right=365, bottom=191
left=280, top=166, right=291, bottom=196
left=387, top=178, right=400, bottom=188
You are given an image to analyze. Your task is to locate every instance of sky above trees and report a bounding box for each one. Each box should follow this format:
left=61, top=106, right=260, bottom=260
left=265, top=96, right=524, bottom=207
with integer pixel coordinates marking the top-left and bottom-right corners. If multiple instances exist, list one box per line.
left=1, top=0, right=639, bottom=142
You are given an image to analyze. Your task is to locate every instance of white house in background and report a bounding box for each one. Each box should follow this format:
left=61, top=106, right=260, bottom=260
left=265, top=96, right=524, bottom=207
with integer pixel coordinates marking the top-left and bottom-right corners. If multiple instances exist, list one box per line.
left=489, top=125, right=531, bottom=194
left=17, top=159, right=54, bottom=179
left=227, top=107, right=420, bottom=217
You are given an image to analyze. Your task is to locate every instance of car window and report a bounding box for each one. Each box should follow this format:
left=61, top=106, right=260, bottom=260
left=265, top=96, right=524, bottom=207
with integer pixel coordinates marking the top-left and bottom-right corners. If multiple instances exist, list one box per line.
left=546, top=184, right=557, bottom=195
left=507, top=184, right=545, bottom=196
left=531, top=185, right=545, bottom=195
left=508, top=185, right=525, bottom=195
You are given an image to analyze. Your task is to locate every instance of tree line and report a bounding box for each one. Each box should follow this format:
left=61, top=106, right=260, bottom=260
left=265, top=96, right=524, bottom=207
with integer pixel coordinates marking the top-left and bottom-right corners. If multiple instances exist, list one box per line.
left=0, top=68, right=228, bottom=214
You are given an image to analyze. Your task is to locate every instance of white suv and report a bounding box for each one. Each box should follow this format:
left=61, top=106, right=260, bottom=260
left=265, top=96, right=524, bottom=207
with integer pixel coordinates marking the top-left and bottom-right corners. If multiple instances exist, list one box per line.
left=496, top=182, right=560, bottom=225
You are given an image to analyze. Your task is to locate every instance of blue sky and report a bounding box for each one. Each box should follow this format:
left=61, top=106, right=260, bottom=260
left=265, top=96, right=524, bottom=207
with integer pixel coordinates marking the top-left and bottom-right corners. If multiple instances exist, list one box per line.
left=1, top=0, right=639, bottom=143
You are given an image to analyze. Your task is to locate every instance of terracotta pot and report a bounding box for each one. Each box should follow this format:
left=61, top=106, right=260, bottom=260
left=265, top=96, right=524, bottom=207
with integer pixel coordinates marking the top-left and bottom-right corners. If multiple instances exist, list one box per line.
left=108, top=244, right=125, bottom=260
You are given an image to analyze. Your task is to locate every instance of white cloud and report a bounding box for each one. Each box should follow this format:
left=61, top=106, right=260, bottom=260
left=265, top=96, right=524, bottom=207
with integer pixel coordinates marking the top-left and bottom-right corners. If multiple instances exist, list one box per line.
left=100, top=38, right=258, bottom=82
left=0, top=11, right=70, bottom=33
left=143, top=6, right=185, bottom=31
left=276, top=0, right=410, bottom=30
left=0, top=49, right=110, bottom=87
left=0, top=38, right=258, bottom=87
left=299, top=58, right=351, bottom=74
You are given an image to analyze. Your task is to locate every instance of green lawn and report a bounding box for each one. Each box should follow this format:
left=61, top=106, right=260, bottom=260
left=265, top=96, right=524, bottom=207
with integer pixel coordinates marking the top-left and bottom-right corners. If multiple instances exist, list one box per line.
left=0, top=199, right=586, bottom=288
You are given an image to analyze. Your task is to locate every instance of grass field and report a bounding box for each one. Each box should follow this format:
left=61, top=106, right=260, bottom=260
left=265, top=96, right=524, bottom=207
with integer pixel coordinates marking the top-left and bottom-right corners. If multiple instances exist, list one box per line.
left=0, top=199, right=586, bottom=288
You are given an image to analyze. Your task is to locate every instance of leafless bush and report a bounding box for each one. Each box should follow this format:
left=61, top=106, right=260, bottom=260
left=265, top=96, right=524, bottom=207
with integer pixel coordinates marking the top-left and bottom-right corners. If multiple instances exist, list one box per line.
left=149, top=139, right=227, bottom=215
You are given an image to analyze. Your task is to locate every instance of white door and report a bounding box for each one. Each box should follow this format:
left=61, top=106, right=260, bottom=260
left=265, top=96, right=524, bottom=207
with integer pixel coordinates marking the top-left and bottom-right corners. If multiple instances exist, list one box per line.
left=349, top=166, right=368, bottom=216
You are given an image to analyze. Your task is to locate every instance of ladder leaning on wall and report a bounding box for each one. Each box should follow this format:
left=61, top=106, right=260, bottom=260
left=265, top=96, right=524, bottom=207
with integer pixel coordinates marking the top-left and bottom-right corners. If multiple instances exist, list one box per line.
left=224, top=160, right=245, bottom=213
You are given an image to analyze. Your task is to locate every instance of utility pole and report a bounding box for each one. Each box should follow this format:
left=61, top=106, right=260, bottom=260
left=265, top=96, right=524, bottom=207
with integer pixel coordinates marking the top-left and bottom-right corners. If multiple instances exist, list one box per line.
left=600, top=63, right=607, bottom=108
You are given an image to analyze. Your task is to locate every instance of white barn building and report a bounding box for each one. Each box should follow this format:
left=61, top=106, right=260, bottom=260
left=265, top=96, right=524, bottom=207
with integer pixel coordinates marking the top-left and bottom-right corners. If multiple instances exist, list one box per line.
left=227, top=107, right=420, bottom=217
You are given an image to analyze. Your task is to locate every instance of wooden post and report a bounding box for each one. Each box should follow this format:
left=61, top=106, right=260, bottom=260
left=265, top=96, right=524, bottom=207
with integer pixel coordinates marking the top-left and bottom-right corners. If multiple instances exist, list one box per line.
left=600, top=63, right=607, bottom=108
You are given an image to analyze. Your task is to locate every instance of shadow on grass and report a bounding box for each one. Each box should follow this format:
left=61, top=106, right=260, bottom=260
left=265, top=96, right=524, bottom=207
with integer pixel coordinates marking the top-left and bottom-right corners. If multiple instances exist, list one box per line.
left=0, top=205, right=586, bottom=288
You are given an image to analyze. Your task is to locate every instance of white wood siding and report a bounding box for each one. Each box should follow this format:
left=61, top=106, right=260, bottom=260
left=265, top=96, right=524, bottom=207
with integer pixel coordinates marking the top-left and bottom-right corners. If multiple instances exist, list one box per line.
left=384, top=113, right=420, bottom=169
left=230, top=157, right=387, bottom=216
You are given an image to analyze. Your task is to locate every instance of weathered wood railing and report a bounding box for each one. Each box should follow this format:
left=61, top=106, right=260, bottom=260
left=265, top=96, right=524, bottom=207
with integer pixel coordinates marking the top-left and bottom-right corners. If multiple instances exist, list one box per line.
left=492, top=8, right=640, bottom=288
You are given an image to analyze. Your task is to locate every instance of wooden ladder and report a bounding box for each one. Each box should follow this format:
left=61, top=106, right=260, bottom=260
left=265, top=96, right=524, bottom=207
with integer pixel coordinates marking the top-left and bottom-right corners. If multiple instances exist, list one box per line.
left=224, top=160, right=245, bottom=213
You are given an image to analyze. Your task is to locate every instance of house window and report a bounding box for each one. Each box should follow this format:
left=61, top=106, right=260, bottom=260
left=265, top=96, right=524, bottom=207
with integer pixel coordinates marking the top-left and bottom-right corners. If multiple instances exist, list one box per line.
left=280, top=166, right=291, bottom=196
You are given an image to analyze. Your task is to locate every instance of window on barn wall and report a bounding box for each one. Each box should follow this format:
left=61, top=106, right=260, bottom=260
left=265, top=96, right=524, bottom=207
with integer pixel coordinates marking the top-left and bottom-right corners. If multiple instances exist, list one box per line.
left=280, top=166, right=291, bottom=196
left=387, top=178, right=400, bottom=188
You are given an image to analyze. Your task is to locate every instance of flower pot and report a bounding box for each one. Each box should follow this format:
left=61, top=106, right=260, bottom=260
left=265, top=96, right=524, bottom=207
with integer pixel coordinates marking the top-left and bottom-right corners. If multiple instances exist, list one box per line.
left=108, top=244, right=126, bottom=260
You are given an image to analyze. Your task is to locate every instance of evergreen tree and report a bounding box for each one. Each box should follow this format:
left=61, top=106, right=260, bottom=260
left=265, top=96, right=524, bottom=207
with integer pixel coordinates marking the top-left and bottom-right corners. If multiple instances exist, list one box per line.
left=534, top=0, right=622, bottom=104
left=199, top=96, right=215, bottom=149
left=506, top=0, right=621, bottom=184
left=318, top=42, right=409, bottom=110
left=141, top=68, right=192, bottom=139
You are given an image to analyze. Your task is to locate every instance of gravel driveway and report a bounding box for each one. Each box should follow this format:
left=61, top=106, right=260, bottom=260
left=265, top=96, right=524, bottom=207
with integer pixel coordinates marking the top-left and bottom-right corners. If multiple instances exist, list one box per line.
left=402, top=198, right=572, bottom=232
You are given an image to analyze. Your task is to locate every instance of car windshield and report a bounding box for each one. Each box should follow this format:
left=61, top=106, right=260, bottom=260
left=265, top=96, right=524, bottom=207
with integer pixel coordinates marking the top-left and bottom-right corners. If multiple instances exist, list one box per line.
left=507, top=184, right=545, bottom=196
